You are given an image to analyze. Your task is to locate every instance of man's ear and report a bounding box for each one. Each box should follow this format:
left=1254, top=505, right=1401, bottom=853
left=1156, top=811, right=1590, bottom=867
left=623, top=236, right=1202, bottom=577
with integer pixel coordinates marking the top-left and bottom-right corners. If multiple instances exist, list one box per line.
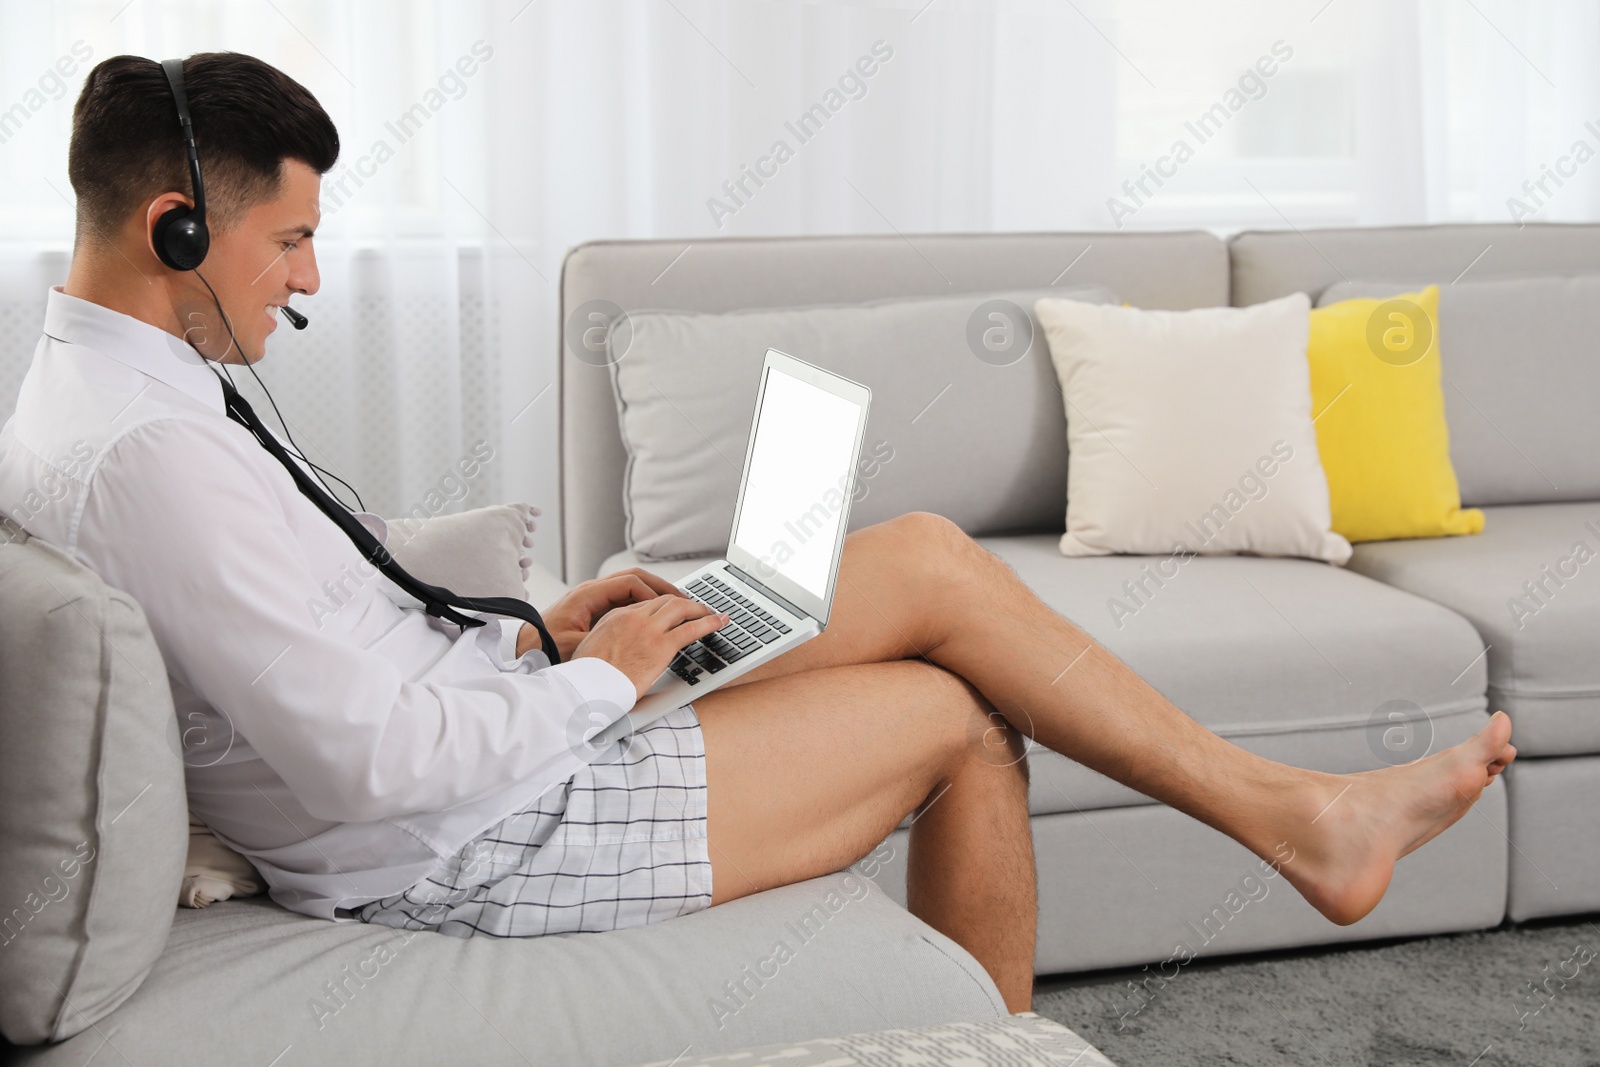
left=144, top=192, right=196, bottom=264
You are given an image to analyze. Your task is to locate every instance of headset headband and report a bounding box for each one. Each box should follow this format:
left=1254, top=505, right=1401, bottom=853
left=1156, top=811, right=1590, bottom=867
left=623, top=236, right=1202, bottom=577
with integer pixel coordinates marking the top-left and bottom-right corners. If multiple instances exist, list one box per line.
left=161, top=58, right=207, bottom=222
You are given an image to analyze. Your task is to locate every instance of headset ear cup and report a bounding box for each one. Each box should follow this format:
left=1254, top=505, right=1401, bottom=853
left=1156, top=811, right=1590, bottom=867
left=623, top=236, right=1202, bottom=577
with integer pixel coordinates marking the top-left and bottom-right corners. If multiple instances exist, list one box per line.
left=153, top=205, right=209, bottom=271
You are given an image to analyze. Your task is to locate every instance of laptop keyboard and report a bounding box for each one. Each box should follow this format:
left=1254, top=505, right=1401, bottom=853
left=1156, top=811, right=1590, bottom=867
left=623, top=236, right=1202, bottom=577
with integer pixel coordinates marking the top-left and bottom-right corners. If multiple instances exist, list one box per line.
left=668, top=574, right=794, bottom=686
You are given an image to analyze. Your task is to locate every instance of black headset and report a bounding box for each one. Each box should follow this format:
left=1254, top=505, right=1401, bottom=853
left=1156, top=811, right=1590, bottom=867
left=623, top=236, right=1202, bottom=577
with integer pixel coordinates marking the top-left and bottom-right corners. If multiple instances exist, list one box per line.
left=154, top=56, right=309, bottom=330
left=153, top=57, right=210, bottom=272
left=155, top=55, right=338, bottom=507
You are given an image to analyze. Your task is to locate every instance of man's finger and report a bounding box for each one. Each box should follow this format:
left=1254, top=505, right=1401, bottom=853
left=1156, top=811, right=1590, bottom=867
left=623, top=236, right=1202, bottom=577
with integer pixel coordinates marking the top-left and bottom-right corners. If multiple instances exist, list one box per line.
left=585, top=574, right=656, bottom=612
left=670, top=610, right=730, bottom=644
left=649, top=596, right=722, bottom=627
left=692, top=611, right=730, bottom=635
left=625, top=567, right=689, bottom=599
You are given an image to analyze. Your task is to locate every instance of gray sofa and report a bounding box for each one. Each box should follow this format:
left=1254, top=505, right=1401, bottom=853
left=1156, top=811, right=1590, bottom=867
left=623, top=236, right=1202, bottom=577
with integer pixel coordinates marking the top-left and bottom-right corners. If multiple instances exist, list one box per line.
left=560, top=222, right=1600, bottom=976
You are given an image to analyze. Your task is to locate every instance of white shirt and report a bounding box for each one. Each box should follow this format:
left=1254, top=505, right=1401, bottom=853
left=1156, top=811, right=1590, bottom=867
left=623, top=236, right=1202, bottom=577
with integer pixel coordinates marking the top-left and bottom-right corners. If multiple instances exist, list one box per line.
left=0, top=288, right=638, bottom=920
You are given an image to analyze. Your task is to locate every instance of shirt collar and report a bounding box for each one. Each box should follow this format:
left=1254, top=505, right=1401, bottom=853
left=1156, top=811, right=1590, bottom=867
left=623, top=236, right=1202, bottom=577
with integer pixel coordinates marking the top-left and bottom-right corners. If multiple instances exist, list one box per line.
left=42, top=286, right=226, bottom=415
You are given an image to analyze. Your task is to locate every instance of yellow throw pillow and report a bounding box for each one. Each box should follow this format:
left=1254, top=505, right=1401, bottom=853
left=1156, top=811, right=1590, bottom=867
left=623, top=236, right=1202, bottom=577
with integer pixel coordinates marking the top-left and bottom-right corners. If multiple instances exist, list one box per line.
left=1307, top=285, right=1483, bottom=542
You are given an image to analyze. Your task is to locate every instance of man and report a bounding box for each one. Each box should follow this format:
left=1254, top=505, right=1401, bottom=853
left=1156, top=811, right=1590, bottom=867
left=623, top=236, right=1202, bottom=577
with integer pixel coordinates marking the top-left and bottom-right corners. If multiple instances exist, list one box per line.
left=0, top=52, right=1514, bottom=1014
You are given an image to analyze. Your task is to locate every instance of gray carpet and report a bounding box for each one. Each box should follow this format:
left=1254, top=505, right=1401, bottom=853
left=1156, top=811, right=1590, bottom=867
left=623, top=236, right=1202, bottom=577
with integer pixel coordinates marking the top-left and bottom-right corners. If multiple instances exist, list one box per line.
left=1033, top=917, right=1600, bottom=1066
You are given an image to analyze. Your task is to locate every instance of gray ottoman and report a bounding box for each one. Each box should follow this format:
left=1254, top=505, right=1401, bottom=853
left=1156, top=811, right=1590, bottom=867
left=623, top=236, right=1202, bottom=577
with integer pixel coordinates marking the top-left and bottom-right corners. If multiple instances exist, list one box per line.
left=624, top=1012, right=1117, bottom=1066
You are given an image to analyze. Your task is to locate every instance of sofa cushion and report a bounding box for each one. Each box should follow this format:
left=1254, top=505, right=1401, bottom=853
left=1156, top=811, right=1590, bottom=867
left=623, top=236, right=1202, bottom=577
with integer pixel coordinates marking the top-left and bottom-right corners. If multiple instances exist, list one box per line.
left=985, top=537, right=1491, bottom=814
left=383, top=502, right=543, bottom=599
left=0, top=519, right=187, bottom=1044
left=1348, top=502, right=1600, bottom=757
left=608, top=286, right=1114, bottom=562
left=9, top=872, right=1004, bottom=1067
left=1034, top=292, right=1349, bottom=563
left=1306, top=286, right=1483, bottom=542
left=599, top=540, right=1491, bottom=816
left=1318, top=275, right=1600, bottom=508
left=1502, top=755, right=1600, bottom=922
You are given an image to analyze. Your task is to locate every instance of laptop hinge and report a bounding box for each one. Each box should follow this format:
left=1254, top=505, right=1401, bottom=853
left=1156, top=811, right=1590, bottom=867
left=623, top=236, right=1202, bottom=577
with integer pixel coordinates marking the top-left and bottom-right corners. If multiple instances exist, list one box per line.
left=725, top=562, right=808, bottom=620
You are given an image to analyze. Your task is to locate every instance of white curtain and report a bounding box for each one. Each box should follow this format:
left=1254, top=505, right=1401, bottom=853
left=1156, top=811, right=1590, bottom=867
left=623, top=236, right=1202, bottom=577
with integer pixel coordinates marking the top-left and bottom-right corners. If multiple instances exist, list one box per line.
left=2, top=0, right=1597, bottom=577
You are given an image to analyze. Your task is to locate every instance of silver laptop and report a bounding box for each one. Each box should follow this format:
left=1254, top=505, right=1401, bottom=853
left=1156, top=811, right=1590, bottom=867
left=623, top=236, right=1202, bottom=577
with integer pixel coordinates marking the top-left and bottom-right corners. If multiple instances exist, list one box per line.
left=594, top=349, right=871, bottom=744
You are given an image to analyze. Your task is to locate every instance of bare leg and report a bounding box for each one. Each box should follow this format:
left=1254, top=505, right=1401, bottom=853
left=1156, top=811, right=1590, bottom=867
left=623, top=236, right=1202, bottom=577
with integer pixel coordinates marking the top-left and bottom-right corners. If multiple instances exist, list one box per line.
left=711, top=512, right=1515, bottom=925
left=692, top=659, right=1037, bottom=1011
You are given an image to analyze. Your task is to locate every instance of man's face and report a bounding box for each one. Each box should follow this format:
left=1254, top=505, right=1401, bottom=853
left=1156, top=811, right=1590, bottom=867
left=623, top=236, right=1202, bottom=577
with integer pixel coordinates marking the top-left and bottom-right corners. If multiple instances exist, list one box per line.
left=180, top=159, right=321, bottom=365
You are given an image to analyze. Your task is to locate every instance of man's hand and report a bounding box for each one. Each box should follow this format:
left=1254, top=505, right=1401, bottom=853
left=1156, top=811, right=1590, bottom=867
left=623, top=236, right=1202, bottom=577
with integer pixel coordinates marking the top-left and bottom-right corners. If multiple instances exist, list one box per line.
left=572, top=596, right=730, bottom=700
left=517, top=568, right=702, bottom=664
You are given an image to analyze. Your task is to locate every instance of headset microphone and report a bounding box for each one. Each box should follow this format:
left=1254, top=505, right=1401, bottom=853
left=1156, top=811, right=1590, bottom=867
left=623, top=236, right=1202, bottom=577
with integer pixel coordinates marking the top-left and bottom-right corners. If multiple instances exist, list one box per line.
left=279, top=305, right=309, bottom=330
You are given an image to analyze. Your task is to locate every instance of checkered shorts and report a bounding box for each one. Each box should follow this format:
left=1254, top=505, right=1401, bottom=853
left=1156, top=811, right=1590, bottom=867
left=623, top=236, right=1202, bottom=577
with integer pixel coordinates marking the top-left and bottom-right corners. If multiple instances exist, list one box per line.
left=351, top=703, right=712, bottom=938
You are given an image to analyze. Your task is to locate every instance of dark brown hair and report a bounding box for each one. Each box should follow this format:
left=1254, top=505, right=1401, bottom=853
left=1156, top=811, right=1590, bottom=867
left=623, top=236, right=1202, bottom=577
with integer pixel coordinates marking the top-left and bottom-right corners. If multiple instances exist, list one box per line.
left=68, top=52, right=339, bottom=244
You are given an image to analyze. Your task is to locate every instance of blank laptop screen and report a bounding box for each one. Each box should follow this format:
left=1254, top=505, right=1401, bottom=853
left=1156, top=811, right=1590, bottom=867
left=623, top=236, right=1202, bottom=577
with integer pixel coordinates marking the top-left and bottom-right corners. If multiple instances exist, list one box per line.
left=731, top=366, right=861, bottom=601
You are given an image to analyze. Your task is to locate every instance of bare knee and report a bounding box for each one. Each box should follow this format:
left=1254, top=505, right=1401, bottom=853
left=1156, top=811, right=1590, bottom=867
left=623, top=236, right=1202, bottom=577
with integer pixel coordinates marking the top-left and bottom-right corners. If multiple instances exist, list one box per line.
left=899, top=659, right=1029, bottom=782
left=883, top=511, right=968, bottom=556
left=962, top=706, right=1030, bottom=783
left=900, top=669, right=1029, bottom=841
left=864, top=511, right=985, bottom=588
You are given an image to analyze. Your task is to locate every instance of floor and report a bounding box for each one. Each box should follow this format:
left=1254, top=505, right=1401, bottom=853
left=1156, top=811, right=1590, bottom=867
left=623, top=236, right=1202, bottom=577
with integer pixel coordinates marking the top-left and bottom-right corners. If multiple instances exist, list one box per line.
left=1032, top=915, right=1600, bottom=1066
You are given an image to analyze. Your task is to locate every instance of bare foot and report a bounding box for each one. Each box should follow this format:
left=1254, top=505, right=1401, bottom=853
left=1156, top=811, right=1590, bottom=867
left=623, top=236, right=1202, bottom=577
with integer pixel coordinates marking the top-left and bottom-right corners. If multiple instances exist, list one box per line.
left=1272, top=711, right=1516, bottom=926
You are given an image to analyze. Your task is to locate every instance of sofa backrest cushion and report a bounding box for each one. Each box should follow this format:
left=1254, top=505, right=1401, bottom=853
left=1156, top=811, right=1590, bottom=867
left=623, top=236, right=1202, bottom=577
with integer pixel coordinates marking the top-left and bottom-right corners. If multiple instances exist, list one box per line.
left=0, top=518, right=187, bottom=1045
left=561, top=231, right=1230, bottom=582
left=608, top=286, right=1114, bottom=562
left=1318, top=275, right=1600, bottom=507
left=1231, top=223, right=1600, bottom=507
left=1229, top=222, right=1600, bottom=309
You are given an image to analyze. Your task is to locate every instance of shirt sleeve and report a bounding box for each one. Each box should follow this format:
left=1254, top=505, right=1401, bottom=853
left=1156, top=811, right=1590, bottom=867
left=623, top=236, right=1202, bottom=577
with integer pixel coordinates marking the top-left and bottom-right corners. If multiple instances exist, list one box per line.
left=78, top=416, right=639, bottom=825
left=498, top=617, right=523, bottom=665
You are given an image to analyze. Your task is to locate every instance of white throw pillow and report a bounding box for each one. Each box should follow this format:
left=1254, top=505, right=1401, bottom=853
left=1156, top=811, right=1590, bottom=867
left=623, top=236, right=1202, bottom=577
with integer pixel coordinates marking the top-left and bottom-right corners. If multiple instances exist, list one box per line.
left=385, top=501, right=543, bottom=596
left=1034, top=293, right=1351, bottom=564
